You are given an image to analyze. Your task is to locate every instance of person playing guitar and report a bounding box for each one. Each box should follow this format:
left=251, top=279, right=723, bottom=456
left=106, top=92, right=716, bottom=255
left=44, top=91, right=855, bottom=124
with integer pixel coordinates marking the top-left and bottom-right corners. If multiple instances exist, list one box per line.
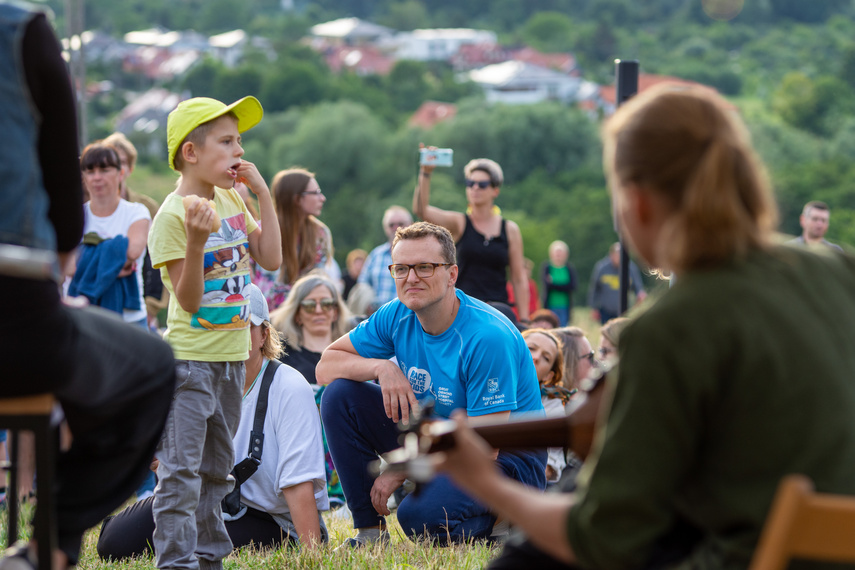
left=430, top=84, right=855, bottom=569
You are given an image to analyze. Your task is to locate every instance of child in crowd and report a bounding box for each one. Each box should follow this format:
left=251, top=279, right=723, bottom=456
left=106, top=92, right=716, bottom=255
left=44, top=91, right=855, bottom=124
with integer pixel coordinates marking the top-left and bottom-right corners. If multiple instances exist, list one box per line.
left=147, top=96, right=281, bottom=570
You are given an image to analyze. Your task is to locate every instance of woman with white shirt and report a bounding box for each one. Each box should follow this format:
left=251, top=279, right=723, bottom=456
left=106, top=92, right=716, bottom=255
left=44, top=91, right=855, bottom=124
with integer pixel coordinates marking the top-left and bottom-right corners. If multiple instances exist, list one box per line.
left=69, top=143, right=149, bottom=327
left=96, top=284, right=329, bottom=558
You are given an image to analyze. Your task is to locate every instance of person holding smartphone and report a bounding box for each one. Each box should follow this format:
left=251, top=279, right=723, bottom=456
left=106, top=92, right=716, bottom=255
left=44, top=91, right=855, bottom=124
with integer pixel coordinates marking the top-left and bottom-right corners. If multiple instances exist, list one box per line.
left=413, top=146, right=530, bottom=322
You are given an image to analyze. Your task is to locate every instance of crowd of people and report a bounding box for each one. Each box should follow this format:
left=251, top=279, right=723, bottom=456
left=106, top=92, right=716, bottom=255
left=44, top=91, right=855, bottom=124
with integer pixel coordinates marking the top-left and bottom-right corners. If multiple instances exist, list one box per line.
left=4, top=2, right=855, bottom=569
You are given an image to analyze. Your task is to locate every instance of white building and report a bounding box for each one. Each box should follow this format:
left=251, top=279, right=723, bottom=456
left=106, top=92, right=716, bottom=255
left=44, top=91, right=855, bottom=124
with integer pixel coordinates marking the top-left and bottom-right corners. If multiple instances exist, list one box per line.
left=467, top=60, right=594, bottom=105
left=310, top=17, right=395, bottom=46
left=391, top=28, right=497, bottom=62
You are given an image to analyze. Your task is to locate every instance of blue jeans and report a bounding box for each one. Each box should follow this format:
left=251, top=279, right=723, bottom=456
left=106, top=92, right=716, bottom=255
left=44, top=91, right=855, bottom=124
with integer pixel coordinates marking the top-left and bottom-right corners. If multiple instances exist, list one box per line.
left=320, top=379, right=547, bottom=544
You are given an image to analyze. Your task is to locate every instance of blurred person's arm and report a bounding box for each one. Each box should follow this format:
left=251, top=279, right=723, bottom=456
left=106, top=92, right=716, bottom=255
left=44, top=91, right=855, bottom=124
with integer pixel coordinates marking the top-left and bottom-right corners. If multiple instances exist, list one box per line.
left=23, top=13, right=83, bottom=253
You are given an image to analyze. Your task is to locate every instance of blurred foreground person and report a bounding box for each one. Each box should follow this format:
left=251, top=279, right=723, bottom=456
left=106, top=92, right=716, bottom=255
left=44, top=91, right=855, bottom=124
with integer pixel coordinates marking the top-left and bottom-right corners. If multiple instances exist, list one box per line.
left=0, top=4, right=173, bottom=568
left=436, top=84, right=855, bottom=569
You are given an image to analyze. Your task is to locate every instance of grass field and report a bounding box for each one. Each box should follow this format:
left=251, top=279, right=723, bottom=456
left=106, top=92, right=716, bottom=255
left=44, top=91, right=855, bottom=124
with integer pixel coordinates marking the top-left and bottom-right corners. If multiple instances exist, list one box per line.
left=3, top=502, right=501, bottom=569
left=2, top=274, right=606, bottom=568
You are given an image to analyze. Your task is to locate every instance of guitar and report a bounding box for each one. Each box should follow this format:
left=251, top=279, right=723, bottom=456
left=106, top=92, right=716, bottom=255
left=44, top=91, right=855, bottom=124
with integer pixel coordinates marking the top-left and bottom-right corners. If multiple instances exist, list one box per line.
left=375, top=366, right=608, bottom=483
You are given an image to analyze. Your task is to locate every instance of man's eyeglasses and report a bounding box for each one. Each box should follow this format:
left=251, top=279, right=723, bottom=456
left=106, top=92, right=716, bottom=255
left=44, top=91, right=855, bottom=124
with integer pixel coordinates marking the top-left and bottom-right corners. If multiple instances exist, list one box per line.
left=299, top=298, right=337, bottom=313
left=302, top=189, right=323, bottom=196
left=465, top=179, right=492, bottom=189
left=388, top=262, right=453, bottom=280
left=387, top=221, right=407, bottom=230
left=577, top=351, right=596, bottom=365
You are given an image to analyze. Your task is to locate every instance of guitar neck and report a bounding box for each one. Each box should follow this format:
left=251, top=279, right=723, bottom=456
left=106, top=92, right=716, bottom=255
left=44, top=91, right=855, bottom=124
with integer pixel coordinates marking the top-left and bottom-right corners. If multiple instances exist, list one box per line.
left=426, top=382, right=603, bottom=460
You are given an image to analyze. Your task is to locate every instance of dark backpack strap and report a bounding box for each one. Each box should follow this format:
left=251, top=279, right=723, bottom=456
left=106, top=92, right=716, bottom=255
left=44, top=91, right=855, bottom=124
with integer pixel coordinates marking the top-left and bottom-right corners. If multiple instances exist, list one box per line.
left=246, top=359, right=281, bottom=463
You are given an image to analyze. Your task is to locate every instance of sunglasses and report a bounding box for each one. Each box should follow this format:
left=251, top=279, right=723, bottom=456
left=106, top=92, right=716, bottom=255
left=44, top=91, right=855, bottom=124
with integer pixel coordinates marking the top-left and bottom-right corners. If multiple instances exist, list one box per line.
left=465, top=179, right=492, bottom=189
left=299, top=298, right=337, bottom=313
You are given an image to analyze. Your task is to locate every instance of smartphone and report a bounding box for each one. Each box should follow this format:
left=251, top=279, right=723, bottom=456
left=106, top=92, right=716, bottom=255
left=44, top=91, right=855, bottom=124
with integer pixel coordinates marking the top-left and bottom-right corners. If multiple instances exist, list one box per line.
left=419, top=148, right=453, bottom=167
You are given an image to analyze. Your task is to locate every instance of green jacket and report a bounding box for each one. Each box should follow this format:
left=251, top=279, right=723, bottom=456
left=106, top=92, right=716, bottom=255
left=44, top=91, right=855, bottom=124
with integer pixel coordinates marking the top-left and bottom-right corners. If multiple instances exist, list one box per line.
left=567, top=245, right=855, bottom=570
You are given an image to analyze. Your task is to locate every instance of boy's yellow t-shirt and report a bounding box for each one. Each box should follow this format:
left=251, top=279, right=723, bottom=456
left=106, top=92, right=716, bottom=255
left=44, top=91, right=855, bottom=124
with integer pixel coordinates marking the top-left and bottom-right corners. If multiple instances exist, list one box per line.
left=148, top=187, right=259, bottom=361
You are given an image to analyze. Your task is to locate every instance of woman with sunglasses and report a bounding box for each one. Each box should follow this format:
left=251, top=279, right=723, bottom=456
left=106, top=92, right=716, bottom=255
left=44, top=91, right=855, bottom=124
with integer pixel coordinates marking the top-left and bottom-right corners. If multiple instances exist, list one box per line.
left=413, top=150, right=530, bottom=322
left=270, top=271, right=353, bottom=508
left=253, top=168, right=340, bottom=310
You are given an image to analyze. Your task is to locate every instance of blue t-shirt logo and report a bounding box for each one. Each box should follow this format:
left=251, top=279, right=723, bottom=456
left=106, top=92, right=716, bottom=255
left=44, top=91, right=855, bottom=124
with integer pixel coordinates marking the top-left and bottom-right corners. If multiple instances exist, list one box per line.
left=408, top=367, right=432, bottom=394
left=487, top=378, right=499, bottom=394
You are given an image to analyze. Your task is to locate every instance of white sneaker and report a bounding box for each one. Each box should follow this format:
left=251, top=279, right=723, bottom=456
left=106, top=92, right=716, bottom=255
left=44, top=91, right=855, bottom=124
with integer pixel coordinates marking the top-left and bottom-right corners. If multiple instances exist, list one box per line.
left=334, top=530, right=390, bottom=550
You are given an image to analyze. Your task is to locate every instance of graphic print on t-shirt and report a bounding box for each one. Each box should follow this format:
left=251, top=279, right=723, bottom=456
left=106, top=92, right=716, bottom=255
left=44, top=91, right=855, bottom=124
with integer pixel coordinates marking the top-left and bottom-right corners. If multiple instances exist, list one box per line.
left=192, top=213, right=252, bottom=331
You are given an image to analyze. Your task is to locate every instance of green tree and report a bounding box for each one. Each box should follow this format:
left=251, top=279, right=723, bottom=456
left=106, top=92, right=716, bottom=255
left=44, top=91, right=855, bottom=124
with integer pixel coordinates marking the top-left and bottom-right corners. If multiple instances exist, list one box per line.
left=181, top=57, right=223, bottom=98
left=772, top=72, right=819, bottom=132
left=519, top=11, right=576, bottom=53
left=839, top=43, right=855, bottom=90
left=386, top=60, right=432, bottom=113
left=211, top=66, right=263, bottom=107
left=260, top=61, right=331, bottom=113
left=377, top=0, right=429, bottom=31
left=430, top=102, right=599, bottom=185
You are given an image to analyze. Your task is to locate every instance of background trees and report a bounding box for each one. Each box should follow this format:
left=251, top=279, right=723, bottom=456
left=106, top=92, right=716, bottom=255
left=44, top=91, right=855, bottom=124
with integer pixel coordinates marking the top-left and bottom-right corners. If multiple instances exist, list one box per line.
left=47, top=0, right=855, bottom=304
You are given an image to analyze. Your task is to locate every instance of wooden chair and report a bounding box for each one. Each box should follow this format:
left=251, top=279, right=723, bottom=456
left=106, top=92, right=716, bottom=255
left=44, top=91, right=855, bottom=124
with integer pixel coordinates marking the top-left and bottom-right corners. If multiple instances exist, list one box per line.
left=0, top=394, right=56, bottom=570
left=749, top=474, right=855, bottom=570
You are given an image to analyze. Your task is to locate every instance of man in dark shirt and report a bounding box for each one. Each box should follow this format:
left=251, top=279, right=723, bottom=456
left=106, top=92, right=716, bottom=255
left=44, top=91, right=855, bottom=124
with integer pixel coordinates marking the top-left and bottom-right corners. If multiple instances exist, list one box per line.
left=786, top=200, right=843, bottom=251
left=587, top=242, right=646, bottom=324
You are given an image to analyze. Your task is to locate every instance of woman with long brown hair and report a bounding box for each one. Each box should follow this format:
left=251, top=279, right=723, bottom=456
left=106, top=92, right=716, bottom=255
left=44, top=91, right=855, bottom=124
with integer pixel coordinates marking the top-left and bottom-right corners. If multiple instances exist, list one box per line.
left=253, top=168, right=340, bottom=309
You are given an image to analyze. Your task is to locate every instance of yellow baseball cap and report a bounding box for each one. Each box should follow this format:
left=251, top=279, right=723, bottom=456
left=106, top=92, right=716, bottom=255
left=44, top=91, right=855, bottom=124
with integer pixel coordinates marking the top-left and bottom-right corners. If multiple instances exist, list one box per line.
left=166, top=96, right=263, bottom=171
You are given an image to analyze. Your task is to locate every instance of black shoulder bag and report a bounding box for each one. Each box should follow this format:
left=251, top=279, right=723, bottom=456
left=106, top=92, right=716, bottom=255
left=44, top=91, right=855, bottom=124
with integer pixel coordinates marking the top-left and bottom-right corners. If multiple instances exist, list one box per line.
left=222, top=360, right=281, bottom=520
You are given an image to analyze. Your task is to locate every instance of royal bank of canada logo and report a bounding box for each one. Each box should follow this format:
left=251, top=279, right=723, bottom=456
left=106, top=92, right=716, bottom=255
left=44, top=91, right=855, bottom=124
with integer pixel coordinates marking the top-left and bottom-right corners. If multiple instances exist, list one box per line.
left=408, top=367, right=432, bottom=394
left=487, top=378, right=499, bottom=393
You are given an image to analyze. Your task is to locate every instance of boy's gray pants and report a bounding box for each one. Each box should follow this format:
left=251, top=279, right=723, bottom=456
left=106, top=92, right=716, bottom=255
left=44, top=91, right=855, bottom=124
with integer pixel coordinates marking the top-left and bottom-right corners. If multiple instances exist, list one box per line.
left=153, top=360, right=244, bottom=570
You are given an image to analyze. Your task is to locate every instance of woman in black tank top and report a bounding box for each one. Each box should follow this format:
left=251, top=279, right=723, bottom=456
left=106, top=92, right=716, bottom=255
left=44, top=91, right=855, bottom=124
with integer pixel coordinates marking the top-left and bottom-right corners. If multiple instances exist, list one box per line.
left=412, top=148, right=531, bottom=322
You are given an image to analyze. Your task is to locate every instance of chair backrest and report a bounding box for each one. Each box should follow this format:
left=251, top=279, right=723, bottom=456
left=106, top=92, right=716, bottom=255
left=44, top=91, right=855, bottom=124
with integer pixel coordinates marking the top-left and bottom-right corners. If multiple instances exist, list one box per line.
left=0, top=393, right=54, bottom=415
left=749, top=474, right=855, bottom=570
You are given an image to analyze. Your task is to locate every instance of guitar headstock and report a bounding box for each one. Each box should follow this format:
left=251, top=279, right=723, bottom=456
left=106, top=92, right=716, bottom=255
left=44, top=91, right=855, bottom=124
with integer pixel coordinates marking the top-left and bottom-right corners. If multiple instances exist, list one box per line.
left=370, top=398, right=453, bottom=483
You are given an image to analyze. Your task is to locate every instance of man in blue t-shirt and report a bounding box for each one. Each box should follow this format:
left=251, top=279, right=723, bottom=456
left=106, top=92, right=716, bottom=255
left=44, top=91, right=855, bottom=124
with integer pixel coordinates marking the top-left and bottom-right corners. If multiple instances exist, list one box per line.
left=317, top=222, right=546, bottom=547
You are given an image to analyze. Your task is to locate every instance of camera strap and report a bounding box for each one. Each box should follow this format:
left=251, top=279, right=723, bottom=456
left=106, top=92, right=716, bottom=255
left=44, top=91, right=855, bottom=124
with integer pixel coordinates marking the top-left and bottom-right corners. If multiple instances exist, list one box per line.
left=234, top=359, right=281, bottom=485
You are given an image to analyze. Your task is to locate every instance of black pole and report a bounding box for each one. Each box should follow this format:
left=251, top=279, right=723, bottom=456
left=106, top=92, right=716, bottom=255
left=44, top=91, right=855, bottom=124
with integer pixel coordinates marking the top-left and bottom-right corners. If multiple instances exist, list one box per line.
left=614, top=59, right=638, bottom=315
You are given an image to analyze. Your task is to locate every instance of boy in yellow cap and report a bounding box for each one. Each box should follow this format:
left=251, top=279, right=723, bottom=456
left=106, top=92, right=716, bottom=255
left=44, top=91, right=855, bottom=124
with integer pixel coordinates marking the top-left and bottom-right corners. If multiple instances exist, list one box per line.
left=147, top=96, right=282, bottom=570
